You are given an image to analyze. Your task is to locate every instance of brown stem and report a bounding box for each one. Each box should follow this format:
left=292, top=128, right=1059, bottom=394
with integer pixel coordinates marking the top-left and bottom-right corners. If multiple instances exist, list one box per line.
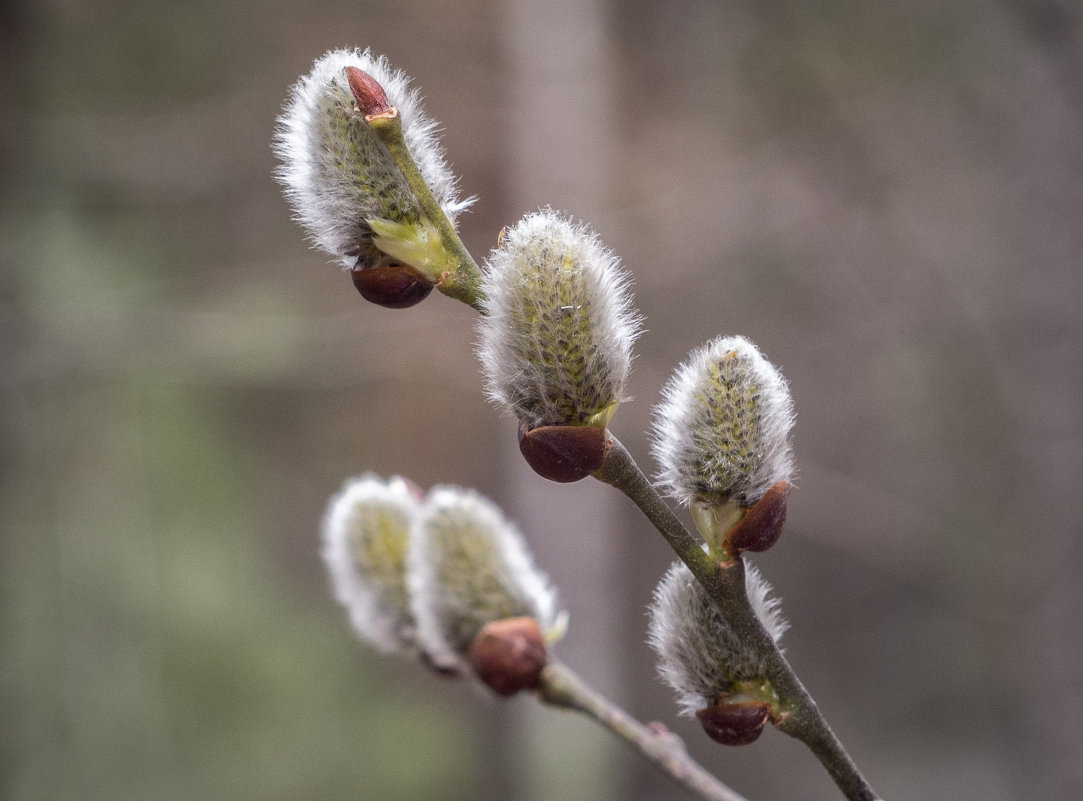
left=539, top=661, right=752, bottom=801
left=592, top=434, right=882, bottom=801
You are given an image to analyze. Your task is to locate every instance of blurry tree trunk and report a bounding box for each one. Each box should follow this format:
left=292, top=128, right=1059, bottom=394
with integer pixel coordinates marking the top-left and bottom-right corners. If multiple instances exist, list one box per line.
left=498, top=2, right=632, bottom=800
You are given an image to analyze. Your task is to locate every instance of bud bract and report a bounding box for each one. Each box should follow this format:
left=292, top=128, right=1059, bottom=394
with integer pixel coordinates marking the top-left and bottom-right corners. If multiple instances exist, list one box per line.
left=350, top=262, right=435, bottom=308
left=647, top=560, right=787, bottom=718
left=321, top=474, right=421, bottom=654
left=722, top=480, right=791, bottom=554
left=478, top=210, right=641, bottom=431
left=516, top=422, right=608, bottom=483
left=696, top=700, right=772, bottom=746
left=468, top=616, right=549, bottom=696
left=408, top=486, right=563, bottom=672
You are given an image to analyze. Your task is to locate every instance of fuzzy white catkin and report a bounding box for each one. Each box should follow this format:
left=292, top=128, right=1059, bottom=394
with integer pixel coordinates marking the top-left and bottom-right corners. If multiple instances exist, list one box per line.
left=408, top=486, right=561, bottom=671
left=321, top=474, right=421, bottom=654
left=478, top=210, right=641, bottom=429
left=647, top=560, right=787, bottom=717
left=273, top=48, right=471, bottom=269
left=652, top=336, right=795, bottom=508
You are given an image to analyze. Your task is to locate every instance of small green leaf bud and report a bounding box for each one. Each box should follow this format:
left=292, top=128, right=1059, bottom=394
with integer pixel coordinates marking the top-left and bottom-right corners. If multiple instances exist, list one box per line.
left=477, top=210, right=642, bottom=436
left=321, top=474, right=422, bottom=654
left=366, top=216, right=454, bottom=283
left=468, top=616, right=549, bottom=696
left=408, top=486, right=564, bottom=673
left=647, top=560, right=786, bottom=720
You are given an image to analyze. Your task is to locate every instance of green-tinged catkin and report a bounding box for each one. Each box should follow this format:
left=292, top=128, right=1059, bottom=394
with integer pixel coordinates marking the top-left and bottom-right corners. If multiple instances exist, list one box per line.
left=408, top=486, right=563, bottom=672
left=478, top=210, right=641, bottom=429
left=321, top=475, right=422, bottom=654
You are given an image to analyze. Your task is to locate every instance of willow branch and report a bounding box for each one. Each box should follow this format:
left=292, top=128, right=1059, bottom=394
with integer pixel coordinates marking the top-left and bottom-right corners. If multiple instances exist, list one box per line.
left=592, top=433, right=882, bottom=801
left=341, top=133, right=879, bottom=796
left=538, top=661, right=751, bottom=801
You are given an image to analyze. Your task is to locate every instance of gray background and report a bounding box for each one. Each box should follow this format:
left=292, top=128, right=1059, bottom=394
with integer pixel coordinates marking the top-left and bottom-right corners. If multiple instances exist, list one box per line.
left=2, top=1, right=1081, bottom=799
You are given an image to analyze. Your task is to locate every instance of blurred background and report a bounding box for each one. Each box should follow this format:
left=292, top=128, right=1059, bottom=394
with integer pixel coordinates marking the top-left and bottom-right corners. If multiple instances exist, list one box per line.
left=2, top=1, right=1081, bottom=799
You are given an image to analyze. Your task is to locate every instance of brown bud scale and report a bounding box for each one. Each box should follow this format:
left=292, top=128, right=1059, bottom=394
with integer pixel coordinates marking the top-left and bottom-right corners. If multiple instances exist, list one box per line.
left=696, top=701, right=771, bottom=746
left=468, top=617, right=548, bottom=697
left=518, top=423, right=608, bottom=483
left=351, top=264, right=435, bottom=309
left=723, top=481, right=791, bottom=554
left=345, top=66, right=392, bottom=117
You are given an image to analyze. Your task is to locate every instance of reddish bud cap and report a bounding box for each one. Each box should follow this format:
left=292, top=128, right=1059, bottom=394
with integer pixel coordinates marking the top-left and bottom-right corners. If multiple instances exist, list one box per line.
left=517, top=423, right=608, bottom=483
left=696, top=701, right=771, bottom=746
left=351, top=264, right=435, bottom=309
left=345, top=66, right=393, bottom=117
left=723, top=481, right=791, bottom=554
left=468, top=617, right=548, bottom=696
